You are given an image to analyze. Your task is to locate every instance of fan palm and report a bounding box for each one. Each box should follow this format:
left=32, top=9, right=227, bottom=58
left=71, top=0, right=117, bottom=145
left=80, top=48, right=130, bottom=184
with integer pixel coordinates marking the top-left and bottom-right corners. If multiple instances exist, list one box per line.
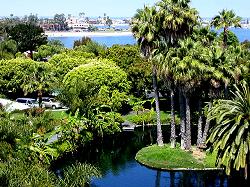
left=131, top=6, right=164, bottom=146
left=154, top=0, right=198, bottom=148
left=156, top=0, right=199, bottom=47
left=211, top=9, right=241, bottom=48
left=207, top=82, right=250, bottom=178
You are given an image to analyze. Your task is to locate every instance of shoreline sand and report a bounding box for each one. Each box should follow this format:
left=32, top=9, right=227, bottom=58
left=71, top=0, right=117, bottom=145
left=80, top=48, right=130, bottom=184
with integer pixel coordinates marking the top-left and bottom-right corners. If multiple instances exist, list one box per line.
left=45, top=31, right=133, bottom=37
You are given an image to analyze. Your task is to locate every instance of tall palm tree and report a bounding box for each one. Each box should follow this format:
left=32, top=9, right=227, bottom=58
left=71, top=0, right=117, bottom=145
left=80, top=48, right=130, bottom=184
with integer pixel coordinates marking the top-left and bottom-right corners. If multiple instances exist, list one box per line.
left=174, top=38, right=211, bottom=150
left=131, top=6, right=164, bottom=146
left=211, top=9, right=241, bottom=48
left=154, top=0, right=198, bottom=148
left=156, top=0, right=199, bottom=47
left=207, top=82, right=250, bottom=178
left=155, top=46, right=177, bottom=148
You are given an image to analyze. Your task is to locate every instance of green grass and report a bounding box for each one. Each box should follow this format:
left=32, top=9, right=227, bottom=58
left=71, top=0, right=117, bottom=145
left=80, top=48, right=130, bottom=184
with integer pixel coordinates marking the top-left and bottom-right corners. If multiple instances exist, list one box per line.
left=123, top=111, right=180, bottom=125
left=136, top=144, right=217, bottom=170
left=10, top=110, right=69, bottom=120
left=49, top=110, right=68, bottom=120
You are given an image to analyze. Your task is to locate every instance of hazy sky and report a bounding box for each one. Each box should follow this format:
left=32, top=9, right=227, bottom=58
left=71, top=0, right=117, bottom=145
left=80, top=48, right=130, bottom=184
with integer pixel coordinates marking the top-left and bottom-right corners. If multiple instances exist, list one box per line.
left=0, top=0, right=249, bottom=18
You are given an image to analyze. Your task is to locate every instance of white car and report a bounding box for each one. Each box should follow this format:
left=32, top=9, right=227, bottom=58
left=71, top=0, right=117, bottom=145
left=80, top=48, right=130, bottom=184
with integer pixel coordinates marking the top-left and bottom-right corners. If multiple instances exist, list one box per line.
left=0, top=98, right=31, bottom=112
left=42, top=97, right=62, bottom=109
left=16, top=98, right=40, bottom=108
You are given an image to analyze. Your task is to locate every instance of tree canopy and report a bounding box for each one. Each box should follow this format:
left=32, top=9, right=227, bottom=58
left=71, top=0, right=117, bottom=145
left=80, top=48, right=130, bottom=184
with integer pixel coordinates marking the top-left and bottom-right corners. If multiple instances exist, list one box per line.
left=61, top=59, right=130, bottom=115
left=7, top=23, right=47, bottom=58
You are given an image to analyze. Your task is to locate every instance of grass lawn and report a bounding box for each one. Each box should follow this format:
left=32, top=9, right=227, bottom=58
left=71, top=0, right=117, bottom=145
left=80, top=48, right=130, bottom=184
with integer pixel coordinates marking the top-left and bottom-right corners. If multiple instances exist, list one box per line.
left=123, top=111, right=180, bottom=125
left=10, top=110, right=69, bottom=120
left=49, top=110, right=68, bottom=120
left=135, top=144, right=218, bottom=170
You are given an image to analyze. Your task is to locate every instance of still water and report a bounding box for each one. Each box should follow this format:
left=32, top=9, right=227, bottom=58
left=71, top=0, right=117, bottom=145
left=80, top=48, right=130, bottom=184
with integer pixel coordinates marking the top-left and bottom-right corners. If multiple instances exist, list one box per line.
left=53, top=127, right=232, bottom=187
left=49, top=28, right=250, bottom=48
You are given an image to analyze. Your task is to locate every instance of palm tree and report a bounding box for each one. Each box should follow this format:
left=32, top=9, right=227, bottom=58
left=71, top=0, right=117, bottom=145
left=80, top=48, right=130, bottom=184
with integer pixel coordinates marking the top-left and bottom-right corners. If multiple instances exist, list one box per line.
left=154, top=0, right=198, bottom=148
left=211, top=9, right=241, bottom=48
left=156, top=0, right=199, bottom=47
left=207, top=82, right=250, bottom=178
left=173, top=38, right=212, bottom=150
left=131, top=6, right=164, bottom=146
left=155, top=46, right=177, bottom=148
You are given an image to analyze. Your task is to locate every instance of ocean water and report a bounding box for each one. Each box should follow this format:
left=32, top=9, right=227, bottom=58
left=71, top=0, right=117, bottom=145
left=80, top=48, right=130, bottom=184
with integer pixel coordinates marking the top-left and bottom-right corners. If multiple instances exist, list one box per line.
left=49, top=28, right=250, bottom=48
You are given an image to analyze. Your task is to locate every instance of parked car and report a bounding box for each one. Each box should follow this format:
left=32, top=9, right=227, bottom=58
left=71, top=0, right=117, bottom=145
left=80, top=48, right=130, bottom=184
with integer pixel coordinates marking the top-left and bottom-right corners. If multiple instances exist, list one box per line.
left=0, top=98, right=31, bottom=112
left=41, top=97, right=62, bottom=109
left=16, top=98, right=39, bottom=108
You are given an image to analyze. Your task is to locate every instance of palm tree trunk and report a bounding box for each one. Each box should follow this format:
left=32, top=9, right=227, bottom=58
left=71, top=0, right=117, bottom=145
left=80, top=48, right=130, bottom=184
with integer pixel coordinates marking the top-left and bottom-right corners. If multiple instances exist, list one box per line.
left=153, top=65, right=163, bottom=146
left=197, top=98, right=203, bottom=148
left=178, top=88, right=186, bottom=149
left=223, top=27, right=228, bottom=48
left=184, top=92, right=191, bottom=150
left=224, top=82, right=229, bottom=98
left=170, top=88, right=176, bottom=148
left=38, top=89, right=43, bottom=108
left=201, top=102, right=212, bottom=146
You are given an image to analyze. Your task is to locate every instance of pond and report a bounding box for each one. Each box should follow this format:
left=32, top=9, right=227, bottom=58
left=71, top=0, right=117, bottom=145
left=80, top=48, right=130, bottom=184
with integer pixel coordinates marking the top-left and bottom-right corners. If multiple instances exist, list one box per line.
left=52, top=127, right=247, bottom=187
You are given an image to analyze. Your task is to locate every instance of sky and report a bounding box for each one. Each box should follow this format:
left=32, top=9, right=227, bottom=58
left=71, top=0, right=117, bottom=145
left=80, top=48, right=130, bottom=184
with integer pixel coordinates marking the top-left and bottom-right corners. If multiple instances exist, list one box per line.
left=0, top=0, right=250, bottom=18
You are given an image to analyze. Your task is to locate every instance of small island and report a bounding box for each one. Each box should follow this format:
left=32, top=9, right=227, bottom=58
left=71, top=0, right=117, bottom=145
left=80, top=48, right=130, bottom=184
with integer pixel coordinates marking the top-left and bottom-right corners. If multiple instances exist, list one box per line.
left=135, top=144, right=221, bottom=171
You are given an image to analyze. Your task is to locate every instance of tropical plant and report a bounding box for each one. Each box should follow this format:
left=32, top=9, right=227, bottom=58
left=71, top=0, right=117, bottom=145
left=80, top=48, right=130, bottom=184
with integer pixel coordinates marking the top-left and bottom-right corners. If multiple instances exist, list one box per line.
left=59, top=163, right=101, bottom=186
left=131, top=5, right=164, bottom=146
left=211, top=9, right=241, bottom=48
left=153, top=0, right=199, bottom=148
left=207, top=82, right=250, bottom=177
left=156, top=0, right=199, bottom=47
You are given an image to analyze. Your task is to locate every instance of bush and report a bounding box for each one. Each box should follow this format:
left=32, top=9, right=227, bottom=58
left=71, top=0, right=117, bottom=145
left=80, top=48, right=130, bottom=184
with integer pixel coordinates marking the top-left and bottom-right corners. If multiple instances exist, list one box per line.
left=61, top=60, right=130, bottom=115
left=0, top=141, right=13, bottom=161
left=59, top=163, right=101, bottom=186
left=24, top=107, right=45, bottom=117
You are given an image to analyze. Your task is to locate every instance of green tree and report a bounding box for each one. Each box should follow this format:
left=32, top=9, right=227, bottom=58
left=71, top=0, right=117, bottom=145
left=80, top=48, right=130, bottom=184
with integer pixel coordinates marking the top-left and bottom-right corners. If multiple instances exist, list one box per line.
left=34, top=40, right=65, bottom=61
left=218, top=30, right=239, bottom=46
left=7, top=23, right=47, bottom=59
left=106, top=16, right=113, bottom=28
left=211, top=9, right=241, bottom=48
left=53, top=13, right=67, bottom=31
left=0, top=58, right=55, bottom=101
left=0, top=39, right=17, bottom=59
left=207, top=82, right=250, bottom=177
left=103, top=45, right=152, bottom=97
left=61, top=60, right=130, bottom=116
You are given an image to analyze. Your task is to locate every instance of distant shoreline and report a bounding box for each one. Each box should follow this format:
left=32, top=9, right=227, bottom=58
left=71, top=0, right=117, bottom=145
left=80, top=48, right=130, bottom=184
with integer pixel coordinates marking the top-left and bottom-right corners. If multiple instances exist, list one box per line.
left=45, top=31, right=133, bottom=37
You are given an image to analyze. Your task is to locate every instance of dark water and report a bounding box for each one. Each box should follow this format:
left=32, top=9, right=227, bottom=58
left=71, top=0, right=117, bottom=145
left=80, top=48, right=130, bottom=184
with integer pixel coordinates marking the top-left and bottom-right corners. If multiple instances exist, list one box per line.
left=53, top=127, right=233, bottom=187
left=48, top=28, right=250, bottom=48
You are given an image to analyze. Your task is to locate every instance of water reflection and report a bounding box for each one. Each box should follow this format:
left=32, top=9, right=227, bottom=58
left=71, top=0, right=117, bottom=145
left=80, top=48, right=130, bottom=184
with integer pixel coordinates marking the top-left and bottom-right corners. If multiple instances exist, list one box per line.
left=53, top=127, right=230, bottom=187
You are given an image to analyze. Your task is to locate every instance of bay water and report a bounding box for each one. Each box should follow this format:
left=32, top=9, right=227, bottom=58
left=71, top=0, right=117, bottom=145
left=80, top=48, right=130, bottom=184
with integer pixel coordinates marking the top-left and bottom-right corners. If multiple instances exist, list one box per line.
left=49, top=28, right=250, bottom=48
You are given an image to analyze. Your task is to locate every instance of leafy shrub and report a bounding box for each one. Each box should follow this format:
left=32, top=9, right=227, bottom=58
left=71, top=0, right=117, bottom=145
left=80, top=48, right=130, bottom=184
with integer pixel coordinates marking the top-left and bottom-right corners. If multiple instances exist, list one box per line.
left=59, top=163, right=101, bottom=186
left=24, top=107, right=45, bottom=117
left=0, top=159, right=57, bottom=186
left=0, top=141, right=13, bottom=161
left=62, top=60, right=130, bottom=115
left=73, top=36, right=92, bottom=48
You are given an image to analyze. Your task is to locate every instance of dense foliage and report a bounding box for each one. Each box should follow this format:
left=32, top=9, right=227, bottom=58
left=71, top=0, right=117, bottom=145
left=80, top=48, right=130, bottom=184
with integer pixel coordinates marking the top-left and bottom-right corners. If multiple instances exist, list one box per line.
left=207, top=82, right=250, bottom=177
left=61, top=59, right=130, bottom=115
left=7, top=23, right=47, bottom=58
left=103, top=45, right=152, bottom=97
